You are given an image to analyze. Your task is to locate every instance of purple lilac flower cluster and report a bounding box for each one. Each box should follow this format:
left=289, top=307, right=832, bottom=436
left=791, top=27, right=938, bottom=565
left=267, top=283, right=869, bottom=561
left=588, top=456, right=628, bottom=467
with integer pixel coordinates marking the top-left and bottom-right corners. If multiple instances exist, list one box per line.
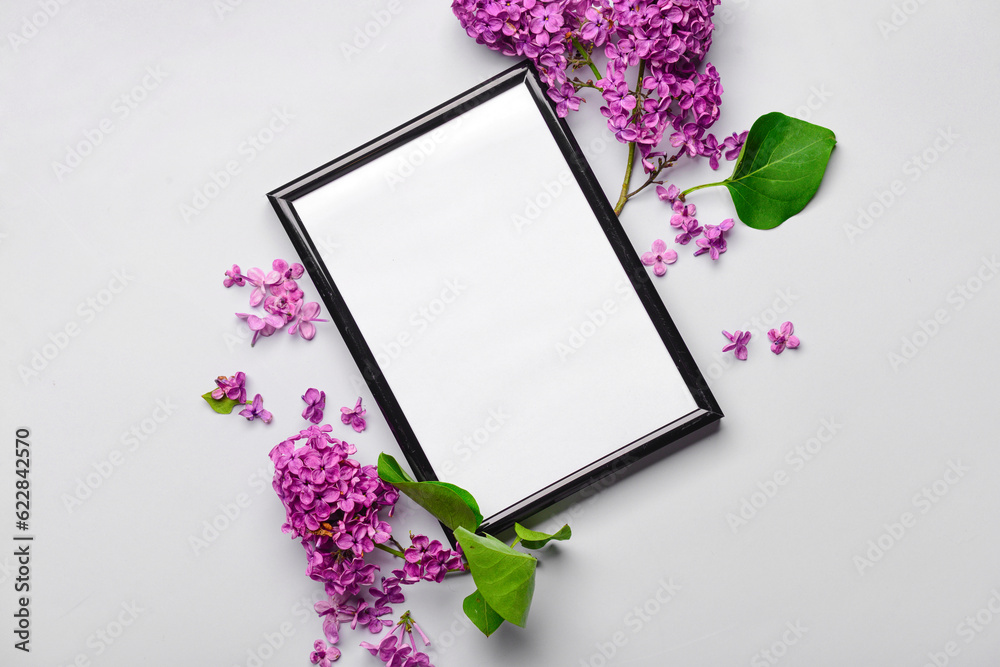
left=342, top=532, right=464, bottom=666
left=399, top=536, right=465, bottom=584
left=721, top=322, right=800, bottom=360
left=452, top=1, right=740, bottom=173
left=767, top=321, right=799, bottom=355
left=212, top=371, right=246, bottom=402
left=270, top=424, right=394, bottom=549
left=694, top=218, right=734, bottom=260
left=360, top=612, right=433, bottom=667
left=722, top=329, right=751, bottom=360
left=452, top=0, right=581, bottom=116
left=341, top=397, right=367, bottom=433
left=271, top=424, right=461, bottom=665
left=302, top=388, right=327, bottom=424
left=640, top=239, right=677, bottom=276
left=653, top=184, right=735, bottom=261
left=223, top=259, right=327, bottom=346
left=212, top=371, right=272, bottom=422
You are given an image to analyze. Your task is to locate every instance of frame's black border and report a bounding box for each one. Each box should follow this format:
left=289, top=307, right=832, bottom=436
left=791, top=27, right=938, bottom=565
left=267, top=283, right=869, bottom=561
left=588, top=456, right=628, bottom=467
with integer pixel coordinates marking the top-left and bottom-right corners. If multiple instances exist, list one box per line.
left=268, top=61, right=722, bottom=535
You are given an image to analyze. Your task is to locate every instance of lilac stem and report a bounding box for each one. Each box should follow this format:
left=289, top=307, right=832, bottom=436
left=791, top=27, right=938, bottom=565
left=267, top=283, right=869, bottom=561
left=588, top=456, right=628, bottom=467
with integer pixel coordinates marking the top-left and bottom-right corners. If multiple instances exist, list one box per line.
left=613, top=59, right=647, bottom=216
left=571, top=37, right=602, bottom=80
left=374, top=542, right=405, bottom=559
left=625, top=148, right=686, bottom=199
left=679, top=179, right=726, bottom=200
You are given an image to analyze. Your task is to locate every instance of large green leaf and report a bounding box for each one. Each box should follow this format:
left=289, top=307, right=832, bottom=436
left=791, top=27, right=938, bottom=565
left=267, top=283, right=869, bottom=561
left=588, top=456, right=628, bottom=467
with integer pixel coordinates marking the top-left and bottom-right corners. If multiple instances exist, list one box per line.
left=514, top=523, right=572, bottom=550
left=687, top=112, right=836, bottom=230
left=202, top=391, right=241, bottom=415
left=377, top=454, right=483, bottom=532
left=462, top=589, right=506, bottom=637
left=455, top=527, right=537, bottom=628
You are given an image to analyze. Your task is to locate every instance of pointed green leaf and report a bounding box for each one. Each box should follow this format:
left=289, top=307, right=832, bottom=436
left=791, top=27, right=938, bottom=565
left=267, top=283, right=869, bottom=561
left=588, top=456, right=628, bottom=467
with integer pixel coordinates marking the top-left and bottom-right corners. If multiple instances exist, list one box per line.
left=713, top=112, right=836, bottom=229
left=423, top=482, right=482, bottom=526
left=514, top=523, right=572, bottom=550
left=377, top=452, right=417, bottom=484
left=377, top=453, right=483, bottom=532
left=455, top=527, right=536, bottom=628
left=462, top=589, right=506, bottom=637
left=202, top=391, right=241, bottom=415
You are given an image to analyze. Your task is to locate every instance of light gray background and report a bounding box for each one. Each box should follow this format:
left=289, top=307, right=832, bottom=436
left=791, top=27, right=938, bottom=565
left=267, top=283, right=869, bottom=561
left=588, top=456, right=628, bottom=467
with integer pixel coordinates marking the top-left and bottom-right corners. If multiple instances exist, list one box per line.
left=2, top=1, right=998, bottom=666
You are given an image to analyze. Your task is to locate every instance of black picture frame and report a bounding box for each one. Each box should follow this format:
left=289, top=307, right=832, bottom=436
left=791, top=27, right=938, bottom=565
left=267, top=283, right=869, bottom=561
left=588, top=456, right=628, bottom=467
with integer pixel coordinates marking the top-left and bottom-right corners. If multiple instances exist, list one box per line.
left=268, top=61, right=722, bottom=535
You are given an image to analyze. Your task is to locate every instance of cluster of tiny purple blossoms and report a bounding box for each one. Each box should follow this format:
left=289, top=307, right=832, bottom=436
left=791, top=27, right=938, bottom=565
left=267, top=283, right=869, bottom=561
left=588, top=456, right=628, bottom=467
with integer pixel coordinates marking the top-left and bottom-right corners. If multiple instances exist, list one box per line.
left=721, top=321, right=800, bottom=360
left=641, top=183, right=736, bottom=275
left=270, top=421, right=462, bottom=665
left=452, top=0, right=744, bottom=174
left=212, top=371, right=272, bottom=423
left=223, top=259, right=326, bottom=346
left=658, top=178, right=739, bottom=260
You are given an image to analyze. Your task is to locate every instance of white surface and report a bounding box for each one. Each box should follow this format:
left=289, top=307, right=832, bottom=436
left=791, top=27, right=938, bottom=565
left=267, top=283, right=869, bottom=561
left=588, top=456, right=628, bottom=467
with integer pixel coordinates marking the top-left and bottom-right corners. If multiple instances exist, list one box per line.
left=2, top=1, right=999, bottom=666
left=294, top=83, right=698, bottom=522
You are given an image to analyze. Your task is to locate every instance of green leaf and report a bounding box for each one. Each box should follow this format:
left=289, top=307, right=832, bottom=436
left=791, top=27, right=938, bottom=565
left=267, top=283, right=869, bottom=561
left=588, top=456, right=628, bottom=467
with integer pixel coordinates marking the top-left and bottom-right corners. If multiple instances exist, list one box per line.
left=514, top=523, right=572, bottom=550
left=377, top=452, right=417, bottom=484
left=687, top=112, right=836, bottom=230
left=202, top=390, right=241, bottom=415
left=462, top=589, right=506, bottom=637
left=377, top=453, right=483, bottom=532
left=455, top=527, right=537, bottom=628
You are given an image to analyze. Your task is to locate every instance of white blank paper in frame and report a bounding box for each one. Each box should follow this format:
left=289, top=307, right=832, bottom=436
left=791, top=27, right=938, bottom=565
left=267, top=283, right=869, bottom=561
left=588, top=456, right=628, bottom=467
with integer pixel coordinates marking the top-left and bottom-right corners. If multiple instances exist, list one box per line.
left=294, top=83, right=699, bottom=523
